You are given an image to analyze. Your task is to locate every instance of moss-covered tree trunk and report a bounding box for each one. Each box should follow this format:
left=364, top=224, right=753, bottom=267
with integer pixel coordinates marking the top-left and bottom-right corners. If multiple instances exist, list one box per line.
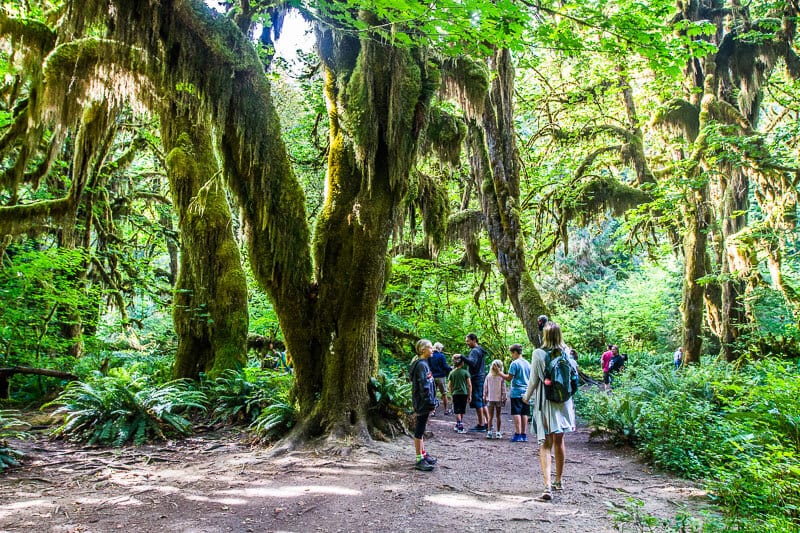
left=162, top=105, right=248, bottom=379
left=718, top=168, right=749, bottom=361
left=290, top=22, right=433, bottom=439
left=470, top=48, right=548, bottom=346
left=682, top=185, right=710, bottom=364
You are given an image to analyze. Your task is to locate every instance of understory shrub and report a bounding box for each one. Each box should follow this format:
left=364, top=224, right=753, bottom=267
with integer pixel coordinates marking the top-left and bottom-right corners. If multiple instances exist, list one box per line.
left=580, top=357, right=800, bottom=531
left=46, top=371, right=206, bottom=445
left=0, top=410, right=29, bottom=472
left=203, top=367, right=295, bottom=429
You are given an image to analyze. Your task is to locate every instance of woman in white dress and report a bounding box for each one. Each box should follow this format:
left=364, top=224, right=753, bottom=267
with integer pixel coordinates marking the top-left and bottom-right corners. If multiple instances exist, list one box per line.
left=522, top=321, right=577, bottom=501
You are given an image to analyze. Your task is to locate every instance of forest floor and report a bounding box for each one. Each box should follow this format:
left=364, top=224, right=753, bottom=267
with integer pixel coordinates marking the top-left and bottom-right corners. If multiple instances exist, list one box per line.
left=1, top=407, right=715, bottom=533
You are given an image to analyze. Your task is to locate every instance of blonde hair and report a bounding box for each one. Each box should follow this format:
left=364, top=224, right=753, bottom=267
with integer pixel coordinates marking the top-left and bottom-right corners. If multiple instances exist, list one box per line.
left=541, top=321, right=568, bottom=352
left=433, top=342, right=444, bottom=351
left=489, top=359, right=503, bottom=376
left=415, top=339, right=433, bottom=355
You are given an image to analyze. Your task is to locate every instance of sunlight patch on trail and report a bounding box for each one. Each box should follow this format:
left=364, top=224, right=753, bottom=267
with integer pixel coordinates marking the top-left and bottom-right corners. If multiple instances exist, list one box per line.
left=425, top=493, right=531, bottom=510
left=217, top=485, right=361, bottom=498
left=0, top=499, right=53, bottom=519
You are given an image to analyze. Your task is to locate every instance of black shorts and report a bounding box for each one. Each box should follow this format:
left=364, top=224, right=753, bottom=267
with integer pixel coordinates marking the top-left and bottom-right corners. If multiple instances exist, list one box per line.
left=452, top=394, right=468, bottom=415
left=469, top=376, right=485, bottom=408
left=414, top=412, right=430, bottom=439
left=603, top=371, right=612, bottom=385
left=510, top=397, right=530, bottom=416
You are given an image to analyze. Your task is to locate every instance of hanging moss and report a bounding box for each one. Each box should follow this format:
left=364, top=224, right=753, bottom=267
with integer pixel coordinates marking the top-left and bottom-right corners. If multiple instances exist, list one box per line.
left=0, top=13, right=57, bottom=61
left=652, top=99, right=700, bottom=142
left=414, top=171, right=450, bottom=252
left=561, top=175, right=652, bottom=226
left=422, top=106, right=467, bottom=167
left=440, top=56, right=489, bottom=119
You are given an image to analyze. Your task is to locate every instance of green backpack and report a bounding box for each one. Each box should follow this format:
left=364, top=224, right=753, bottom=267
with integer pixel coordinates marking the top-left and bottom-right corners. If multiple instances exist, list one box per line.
left=543, top=348, right=579, bottom=403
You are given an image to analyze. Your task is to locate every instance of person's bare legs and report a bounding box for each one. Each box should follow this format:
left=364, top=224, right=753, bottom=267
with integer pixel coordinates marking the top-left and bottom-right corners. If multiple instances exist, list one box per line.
left=481, top=406, right=489, bottom=427
left=493, top=405, right=502, bottom=432
left=539, top=434, right=553, bottom=490
left=486, top=406, right=495, bottom=432
left=513, top=414, right=522, bottom=435
left=552, top=433, right=566, bottom=485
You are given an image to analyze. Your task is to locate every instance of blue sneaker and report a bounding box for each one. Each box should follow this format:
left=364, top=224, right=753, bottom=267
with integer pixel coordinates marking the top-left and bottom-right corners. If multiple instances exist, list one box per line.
left=510, top=433, right=522, bottom=442
left=521, top=434, right=528, bottom=442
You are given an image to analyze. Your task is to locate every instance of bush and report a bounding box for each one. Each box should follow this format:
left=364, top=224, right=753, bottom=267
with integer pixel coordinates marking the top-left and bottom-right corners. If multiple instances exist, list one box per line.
left=579, top=357, right=800, bottom=530
left=46, top=372, right=206, bottom=445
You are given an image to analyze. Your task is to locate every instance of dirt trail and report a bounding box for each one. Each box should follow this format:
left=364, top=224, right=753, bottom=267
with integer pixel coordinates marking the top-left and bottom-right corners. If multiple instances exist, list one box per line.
left=1, top=409, right=711, bottom=532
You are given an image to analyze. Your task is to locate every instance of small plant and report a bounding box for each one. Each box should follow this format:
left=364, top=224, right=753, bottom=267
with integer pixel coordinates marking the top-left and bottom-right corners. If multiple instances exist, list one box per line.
left=0, top=410, right=30, bottom=472
left=46, top=372, right=206, bottom=446
left=607, top=498, right=666, bottom=532
left=250, top=400, right=296, bottom=441
left=369, top=367, right=412, bottom=416
left=247, top=371, right=296, bottom=442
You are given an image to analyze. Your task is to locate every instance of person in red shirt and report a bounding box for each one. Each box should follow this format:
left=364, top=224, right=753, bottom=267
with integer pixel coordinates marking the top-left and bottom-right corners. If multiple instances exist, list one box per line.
left=601, top=344, right=618, bottom=390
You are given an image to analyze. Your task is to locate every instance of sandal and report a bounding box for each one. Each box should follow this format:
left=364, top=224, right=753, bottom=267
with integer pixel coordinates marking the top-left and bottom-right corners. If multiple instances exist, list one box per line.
left=539, top=486, right=552, bottom=501
left=552, top=481, right=563, bottom=491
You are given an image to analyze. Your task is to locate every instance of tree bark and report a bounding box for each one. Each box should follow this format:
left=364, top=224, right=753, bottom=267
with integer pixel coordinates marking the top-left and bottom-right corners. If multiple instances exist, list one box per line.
left=471, top=48, right=548, bottom=346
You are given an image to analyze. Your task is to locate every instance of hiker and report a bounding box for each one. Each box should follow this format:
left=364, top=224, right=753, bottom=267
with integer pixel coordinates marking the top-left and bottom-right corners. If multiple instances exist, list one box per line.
left=448, top=354, right=472, bottom=433
left=500, top=343, right=531, bottom=442
left=409, top=339, right=438, bottom=471
left=523, top=321, right=577, bottom=501
left=429, top=342, right=452, bottom=415
left=483, top=359, right=507, bottom=439
left=601, top=344, right=617, bottom=390
left=673, top=347, right=683, bottom=370
left=463, top=333, right=489, bottom=432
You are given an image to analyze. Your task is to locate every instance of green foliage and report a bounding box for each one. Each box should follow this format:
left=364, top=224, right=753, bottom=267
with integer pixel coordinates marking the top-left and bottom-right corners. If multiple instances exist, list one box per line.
left=380, top=256, right=526, bottom=364
left=0, top=410, right=30, bottom=472
left=557, top=261, right=681, bottom=354
left=369, top=366, right=413, bottom=416
left=247, top=370, right=296, bottom=442
left=607, top=497, right=705, bottom=532
left=46, top=372, right=206, bottom=446
left=581, top=358, right=800, bottom=530
left=204, top=367, right=294, bottom=426
left=0, top=247, right=94, bottom=365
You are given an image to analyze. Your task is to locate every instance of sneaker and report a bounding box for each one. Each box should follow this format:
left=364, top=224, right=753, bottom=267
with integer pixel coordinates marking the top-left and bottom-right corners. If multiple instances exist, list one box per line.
left=468, top=425, right=485, bottom=432
left=423, top=452, right=437, bottom=465
left=495, top=431, right=502, bottom=439
left=539, top=486, right=552, bottom=501
left=415, top=459, right=434, bottom=471
left=456, top=426, right=467, bottom=434
left=486, top=431, right=494, bottom=439
left=430, top=411, right=436, bottom=417
left=552, top=481, right=563, bottom=491
left=453, top=424, right=461, bottom=432
left=445, top=409, right=453, bottom=415
left=510, top=433, right=522, bottom=442
left=521, top=434, right=528, bottom=442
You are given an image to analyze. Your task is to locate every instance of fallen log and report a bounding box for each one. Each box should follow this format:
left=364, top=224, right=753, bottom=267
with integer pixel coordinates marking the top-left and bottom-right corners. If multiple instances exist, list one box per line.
left=0, top=366, right=79, bottom=399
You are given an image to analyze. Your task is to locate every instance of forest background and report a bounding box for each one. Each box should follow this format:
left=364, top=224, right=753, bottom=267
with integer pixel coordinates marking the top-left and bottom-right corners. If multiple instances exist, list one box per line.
left=1, top=0, right=799, bottom=530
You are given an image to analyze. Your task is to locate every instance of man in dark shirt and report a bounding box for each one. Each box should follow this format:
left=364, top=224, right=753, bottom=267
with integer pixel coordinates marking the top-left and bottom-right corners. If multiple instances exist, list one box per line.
left=463, top=333, right=488, bottom=432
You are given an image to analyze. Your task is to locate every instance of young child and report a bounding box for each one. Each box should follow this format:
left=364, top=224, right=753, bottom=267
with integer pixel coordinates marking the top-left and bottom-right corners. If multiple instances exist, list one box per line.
left=447, top=354, right=472, bottom=433
left=483, top=359, right=507, bottom=439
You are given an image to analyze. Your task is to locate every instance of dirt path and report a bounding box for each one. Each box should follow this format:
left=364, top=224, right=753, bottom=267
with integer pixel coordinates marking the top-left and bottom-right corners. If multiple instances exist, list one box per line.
left=1, top=409, right=711, bottom=532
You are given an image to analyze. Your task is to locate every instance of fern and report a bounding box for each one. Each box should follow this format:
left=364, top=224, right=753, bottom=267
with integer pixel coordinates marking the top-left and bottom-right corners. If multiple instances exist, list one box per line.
left=249, top=401, right=297, bottom=441
left=204, top=368, right=293, bottom=425
left=0, top=410, right=30, bottom=472
left=45, top=374, right=206, bottom=446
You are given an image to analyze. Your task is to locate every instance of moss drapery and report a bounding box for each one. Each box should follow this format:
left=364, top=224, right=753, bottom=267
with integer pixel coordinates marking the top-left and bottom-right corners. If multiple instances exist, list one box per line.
left=467, top=48, right=548, bottom=346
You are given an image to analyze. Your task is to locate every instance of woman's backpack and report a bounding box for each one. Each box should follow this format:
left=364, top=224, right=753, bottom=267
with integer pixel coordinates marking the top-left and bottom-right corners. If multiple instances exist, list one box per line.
left=543, top=348, right=579, bottom=403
